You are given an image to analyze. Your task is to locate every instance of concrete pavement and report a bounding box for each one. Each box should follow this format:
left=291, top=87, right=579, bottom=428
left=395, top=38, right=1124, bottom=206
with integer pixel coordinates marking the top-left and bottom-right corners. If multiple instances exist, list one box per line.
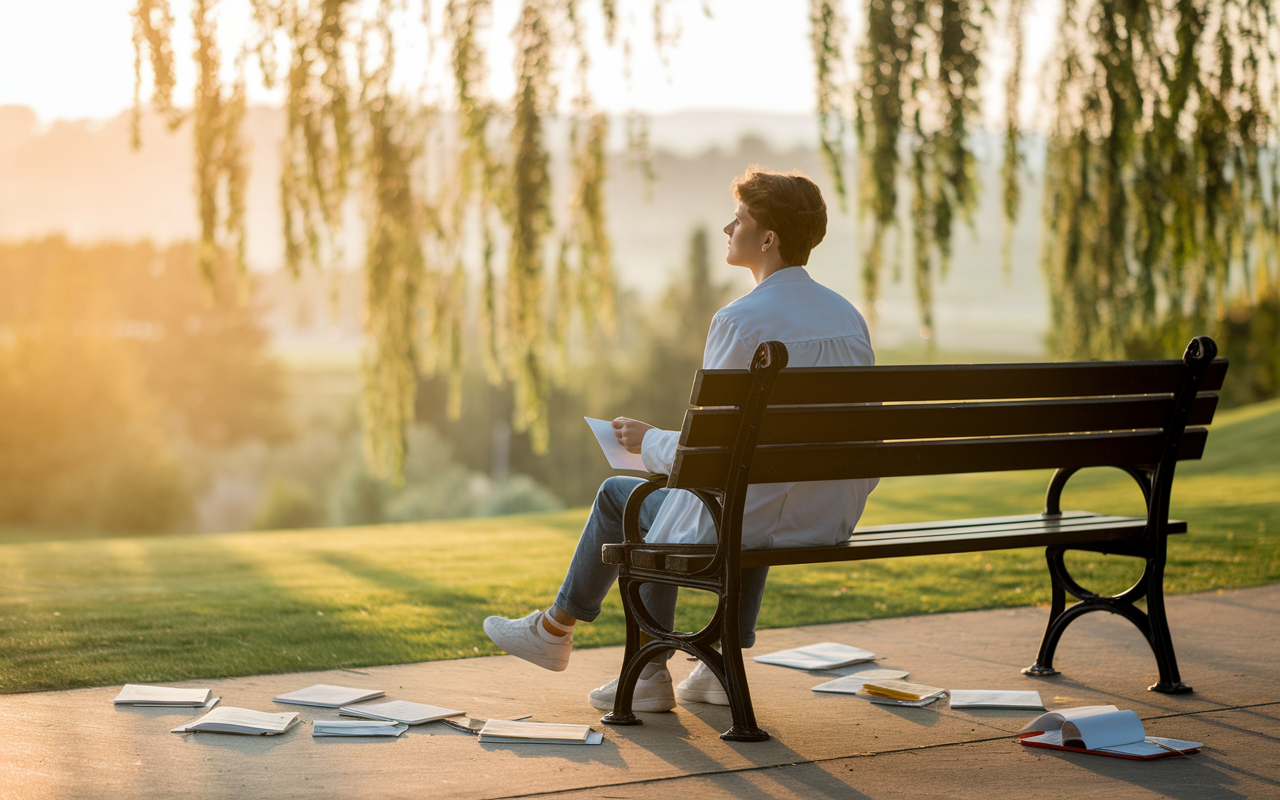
left=2, top=584, right=1277, bottom=799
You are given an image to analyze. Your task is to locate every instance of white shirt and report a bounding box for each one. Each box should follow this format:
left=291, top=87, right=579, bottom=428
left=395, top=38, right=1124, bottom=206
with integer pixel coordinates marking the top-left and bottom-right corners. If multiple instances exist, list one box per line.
left=640, top=266, right=879, bottom=549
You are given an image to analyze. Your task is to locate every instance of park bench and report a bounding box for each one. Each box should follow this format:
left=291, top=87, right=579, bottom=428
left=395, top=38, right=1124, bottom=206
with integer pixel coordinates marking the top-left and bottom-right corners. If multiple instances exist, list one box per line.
left=599, top=336, right=1227, bottom=742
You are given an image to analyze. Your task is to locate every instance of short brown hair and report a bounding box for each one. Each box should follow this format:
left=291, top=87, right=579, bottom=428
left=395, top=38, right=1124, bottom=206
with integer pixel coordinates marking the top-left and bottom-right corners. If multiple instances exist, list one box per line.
left=731, top=166, right=828, bottom=266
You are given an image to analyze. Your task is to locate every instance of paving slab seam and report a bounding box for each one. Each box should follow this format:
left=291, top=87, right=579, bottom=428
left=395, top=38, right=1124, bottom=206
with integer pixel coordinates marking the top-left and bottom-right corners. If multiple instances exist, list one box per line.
left=474, top=734, right=1021, bottom=800
left=1138, top=700, right=1280, bottom=720
left=473, top=702, right=1280, bottom=800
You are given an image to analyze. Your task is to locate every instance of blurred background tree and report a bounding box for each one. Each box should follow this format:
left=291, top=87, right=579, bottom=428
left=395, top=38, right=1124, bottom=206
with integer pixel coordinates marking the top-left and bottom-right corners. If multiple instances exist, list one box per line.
left=0, top=237, right=282, bottom=533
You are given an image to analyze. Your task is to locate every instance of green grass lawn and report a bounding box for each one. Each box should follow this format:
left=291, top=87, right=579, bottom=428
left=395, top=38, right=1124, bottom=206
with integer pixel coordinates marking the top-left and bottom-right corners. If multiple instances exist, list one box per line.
left=2, top=398, right=1277, bottom=695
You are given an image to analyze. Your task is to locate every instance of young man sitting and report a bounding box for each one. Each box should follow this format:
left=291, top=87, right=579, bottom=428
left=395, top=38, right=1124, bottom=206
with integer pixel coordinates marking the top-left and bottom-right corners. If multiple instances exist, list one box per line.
left=484, top=166, right=878, bottom=711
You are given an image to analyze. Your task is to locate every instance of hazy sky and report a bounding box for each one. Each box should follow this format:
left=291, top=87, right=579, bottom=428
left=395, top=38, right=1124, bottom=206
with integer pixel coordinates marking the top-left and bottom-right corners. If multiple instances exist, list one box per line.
left=1, top=0, right=1057, bottom=124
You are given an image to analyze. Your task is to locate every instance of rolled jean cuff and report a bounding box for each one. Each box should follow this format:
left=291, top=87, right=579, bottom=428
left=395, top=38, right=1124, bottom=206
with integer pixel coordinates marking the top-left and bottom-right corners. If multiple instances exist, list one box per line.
left=552, top=589, right=602, bottom=624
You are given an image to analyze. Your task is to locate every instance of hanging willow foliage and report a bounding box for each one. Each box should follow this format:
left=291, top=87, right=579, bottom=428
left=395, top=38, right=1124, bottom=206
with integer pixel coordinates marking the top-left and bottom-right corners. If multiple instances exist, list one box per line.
left=134, top=2, right=1278, bottom=481
left=133, top=0, right=628, bottom=482
left=819, top=0, right=1276, bottom=360
left=505, top=0, right=556, bottom=453
left=811, top=0, right=987, bottom=335
left=842, top=0, right=988, bottom=338
left=1037, top=0, right=1280, bottom=361
left=135, top=0, right=248, bottom=290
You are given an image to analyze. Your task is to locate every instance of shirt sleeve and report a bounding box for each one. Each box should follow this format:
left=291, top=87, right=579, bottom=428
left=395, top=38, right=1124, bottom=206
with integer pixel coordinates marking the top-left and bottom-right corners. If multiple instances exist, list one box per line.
left=640, top=427, right=679, bottom=474
left=639, top=310, right=753, bottom=475
left=702, top=311, right=755, bottom=369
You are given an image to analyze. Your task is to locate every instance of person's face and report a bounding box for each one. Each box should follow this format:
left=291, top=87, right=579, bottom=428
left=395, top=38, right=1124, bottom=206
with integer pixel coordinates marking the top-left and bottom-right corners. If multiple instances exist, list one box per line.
left=723, top=201, right=772, bottom=268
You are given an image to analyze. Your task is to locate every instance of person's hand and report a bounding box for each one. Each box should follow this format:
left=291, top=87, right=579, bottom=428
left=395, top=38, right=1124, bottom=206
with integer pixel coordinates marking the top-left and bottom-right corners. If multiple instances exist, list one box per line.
left=611, top=417, right=653, bottom=454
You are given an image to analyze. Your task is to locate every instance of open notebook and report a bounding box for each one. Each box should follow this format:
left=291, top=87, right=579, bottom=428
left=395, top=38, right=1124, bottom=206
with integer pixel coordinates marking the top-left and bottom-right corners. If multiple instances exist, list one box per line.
left=1019, top=706, right=1201, bottom=759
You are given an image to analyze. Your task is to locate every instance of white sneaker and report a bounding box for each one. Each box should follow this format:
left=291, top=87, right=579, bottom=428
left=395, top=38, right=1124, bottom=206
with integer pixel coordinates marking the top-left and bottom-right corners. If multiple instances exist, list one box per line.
left=588, top=668, right=676, bottom=712
left=483, top=611, right=572, bottom=672
left=676, top=660, right=730, bottom=705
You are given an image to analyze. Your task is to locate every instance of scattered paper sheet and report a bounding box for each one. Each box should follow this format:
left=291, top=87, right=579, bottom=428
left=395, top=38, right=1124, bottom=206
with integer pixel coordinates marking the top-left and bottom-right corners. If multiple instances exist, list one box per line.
left=949, top=689, right=1044, bottom=709
left=753, top=642, right=876, bottom=670
left=171, top=707, right=298, bottom=735
left=273, top=684, right=385, bottom=708
left=313, top=720, right=409, bottom=737
left=113, top=684, right=213, bottom=706
left=584, top=417, right=647, bottom=471
left=338, top=700, right=465, bottom=725
left=812, top=669, right=910, bottom=694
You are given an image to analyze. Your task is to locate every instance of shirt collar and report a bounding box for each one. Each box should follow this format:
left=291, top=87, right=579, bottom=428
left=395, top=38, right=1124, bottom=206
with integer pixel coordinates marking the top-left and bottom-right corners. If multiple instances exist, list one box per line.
left=754, top=266, right=811, bottom=290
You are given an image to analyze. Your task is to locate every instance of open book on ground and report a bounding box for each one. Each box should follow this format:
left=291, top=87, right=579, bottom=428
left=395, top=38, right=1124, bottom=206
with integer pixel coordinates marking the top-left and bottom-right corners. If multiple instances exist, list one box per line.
left=338, top=700, right=465, bottom=725
left=113, top=684, right=218, bottom=708
left=313, top=720, right=408, bottom=737
left=272, top=684, right=385, bottom=708
left=171, top=707, right=299, bottom=735
left=857, top=679, right=948, bottom=707
left=950, top=689, right=1044, bottom=709
left=812, top=669, right=910, bottom=695
left=753, top=643, right=876, bottom=670
left=477, top=719, right=604, bottom=745
left=1019, top=706, right=1202, bottom=759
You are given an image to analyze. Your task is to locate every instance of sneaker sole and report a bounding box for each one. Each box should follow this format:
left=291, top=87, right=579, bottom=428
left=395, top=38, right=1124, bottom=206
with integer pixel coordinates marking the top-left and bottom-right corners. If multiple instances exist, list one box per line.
left=676, top=686, right=730, bottom=705
left=589, top=696, right=676, bottom=713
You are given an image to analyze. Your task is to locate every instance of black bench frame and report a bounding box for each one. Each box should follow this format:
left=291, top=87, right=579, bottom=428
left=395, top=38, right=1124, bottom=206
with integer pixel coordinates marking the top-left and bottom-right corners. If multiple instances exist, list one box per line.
left=600, top=336, right=1226, bottom=742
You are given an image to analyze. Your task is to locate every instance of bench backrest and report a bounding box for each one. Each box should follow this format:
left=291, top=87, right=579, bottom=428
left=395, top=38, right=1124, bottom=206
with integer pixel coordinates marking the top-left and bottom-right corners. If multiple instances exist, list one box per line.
left=669, top=342, right=1228, bottom=490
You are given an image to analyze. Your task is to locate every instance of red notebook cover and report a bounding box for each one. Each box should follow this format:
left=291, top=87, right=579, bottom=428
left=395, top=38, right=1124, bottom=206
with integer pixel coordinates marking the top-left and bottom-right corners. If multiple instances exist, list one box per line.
left=1018, top=732, right=1200, bottom=760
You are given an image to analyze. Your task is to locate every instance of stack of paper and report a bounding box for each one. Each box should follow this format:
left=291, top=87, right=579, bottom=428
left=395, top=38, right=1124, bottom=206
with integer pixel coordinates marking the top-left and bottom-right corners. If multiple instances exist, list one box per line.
left=338, top=700, right=464, bottom=725
left=950, top=689, right=1044, bottom=709
left=313, top=720, right=408, bottom=737
left=1019, top=705, right=1202, bottom=759
left=114, top=684, right=218, bottom=708
left=477, top=719, right=604, bottom=745
left=753, top=643, right=876, bottom=670
left=811, top=669, right=910, bottom=695
left=171, top=707, right=299, bottom=735
left=273, top=685, right=385, bottom=708
left=858, top=679, right=948, bottom=707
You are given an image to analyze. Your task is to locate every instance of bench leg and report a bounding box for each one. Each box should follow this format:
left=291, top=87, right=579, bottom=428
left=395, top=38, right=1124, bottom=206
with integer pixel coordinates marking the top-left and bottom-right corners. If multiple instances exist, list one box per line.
left=1142, top=552, right=1192, bottom=694
left=601, top=572, right=771, bottom=741
left=600, top=575, right=644, bottom=726
left=1023, top=548, right=1068, bottom=677
left=717, top=616, right=770, bottom=742
left=1023, top=546, right=1191, bottom=693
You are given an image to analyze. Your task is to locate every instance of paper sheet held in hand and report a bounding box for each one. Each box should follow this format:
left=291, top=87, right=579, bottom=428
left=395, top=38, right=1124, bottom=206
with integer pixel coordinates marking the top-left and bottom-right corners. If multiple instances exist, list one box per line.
left=584, top=418, right=647, bottom=471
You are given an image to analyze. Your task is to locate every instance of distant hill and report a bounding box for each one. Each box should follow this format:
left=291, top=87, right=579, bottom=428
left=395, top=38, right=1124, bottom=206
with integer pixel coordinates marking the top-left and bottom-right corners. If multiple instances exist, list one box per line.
left=0, top=105, right=1049, bottom=353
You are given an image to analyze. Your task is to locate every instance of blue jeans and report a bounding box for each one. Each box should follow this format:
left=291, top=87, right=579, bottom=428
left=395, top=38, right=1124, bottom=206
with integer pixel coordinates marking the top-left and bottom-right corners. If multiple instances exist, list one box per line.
left=554, top=476, right=769, bottom=648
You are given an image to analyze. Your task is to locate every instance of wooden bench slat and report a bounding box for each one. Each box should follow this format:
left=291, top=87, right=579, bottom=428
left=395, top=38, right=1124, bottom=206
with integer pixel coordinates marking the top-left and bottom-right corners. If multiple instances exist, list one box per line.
left=644, top=517, right=1188, bottom=572
left=690, top=359, right=1229, bottom=406
left=670, top=428, right=1209, bottom=487
left=851, top=509, right=1101, bottom=534
left=602, top=513, right=1188, bottom=572
left=681, top=395, right=1220, bottom=447
left=828, top=513, right=1158, bottom=541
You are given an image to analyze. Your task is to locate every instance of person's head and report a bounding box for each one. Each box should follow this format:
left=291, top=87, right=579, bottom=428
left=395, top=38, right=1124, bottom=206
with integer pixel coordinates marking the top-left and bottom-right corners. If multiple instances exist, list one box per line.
left=725, top=166, right=828, bottom=269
